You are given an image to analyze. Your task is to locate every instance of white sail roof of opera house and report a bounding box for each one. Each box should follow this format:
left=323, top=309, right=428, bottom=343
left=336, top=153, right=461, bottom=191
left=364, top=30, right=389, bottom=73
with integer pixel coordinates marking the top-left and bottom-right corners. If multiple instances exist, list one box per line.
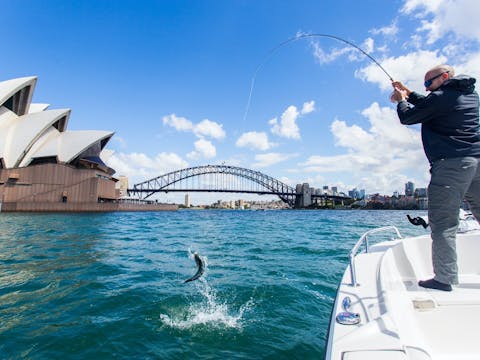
left=0, top=108, right=71, bottom=168
left=19, top=129, right=114, bottom=167
left=0, top=76, right=37, bottom=116
left=0, top=76, right=115, bottom=173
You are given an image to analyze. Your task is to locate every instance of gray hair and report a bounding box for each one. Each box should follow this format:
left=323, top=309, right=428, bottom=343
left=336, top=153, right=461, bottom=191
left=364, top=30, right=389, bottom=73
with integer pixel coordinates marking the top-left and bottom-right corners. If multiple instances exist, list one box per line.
left=428, top=64, right=455, bottom=77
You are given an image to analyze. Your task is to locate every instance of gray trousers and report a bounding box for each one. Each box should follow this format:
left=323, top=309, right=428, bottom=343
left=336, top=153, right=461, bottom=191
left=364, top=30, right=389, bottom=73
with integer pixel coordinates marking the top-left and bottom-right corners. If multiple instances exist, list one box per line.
left=428, top=157, right=480, bottom=285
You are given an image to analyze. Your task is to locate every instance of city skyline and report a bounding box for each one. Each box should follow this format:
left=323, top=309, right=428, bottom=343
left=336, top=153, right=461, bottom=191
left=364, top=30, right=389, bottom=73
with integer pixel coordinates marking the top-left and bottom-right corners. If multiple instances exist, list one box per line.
left=181, top=179, right=425, bottom=208
left=3, top=1, right=479, bottom=204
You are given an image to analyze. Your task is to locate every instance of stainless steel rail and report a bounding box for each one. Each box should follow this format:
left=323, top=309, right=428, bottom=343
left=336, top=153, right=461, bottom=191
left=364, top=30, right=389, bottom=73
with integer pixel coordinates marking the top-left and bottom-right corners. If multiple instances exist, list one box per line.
left=349, top=226, right=402, bottom=287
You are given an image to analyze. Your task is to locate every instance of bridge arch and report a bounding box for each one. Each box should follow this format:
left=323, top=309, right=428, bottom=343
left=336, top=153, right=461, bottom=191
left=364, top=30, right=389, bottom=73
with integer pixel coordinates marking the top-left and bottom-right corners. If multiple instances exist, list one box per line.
left=128, top=165, right=297, bottom=206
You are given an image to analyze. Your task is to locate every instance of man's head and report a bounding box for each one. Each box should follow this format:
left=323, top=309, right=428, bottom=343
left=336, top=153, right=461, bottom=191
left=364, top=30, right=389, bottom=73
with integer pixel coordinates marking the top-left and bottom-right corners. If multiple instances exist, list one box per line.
left=424, top=65, right=454, bottom=91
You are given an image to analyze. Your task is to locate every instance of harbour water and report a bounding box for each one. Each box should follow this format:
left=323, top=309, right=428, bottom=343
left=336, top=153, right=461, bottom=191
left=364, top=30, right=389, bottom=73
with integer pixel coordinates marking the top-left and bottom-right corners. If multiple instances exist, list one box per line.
left=0, top=210, right=427, bottom=359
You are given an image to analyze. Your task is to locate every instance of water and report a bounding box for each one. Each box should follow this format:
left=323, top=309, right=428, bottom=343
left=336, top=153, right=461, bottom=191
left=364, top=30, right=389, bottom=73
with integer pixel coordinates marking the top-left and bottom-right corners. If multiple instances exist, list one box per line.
left=0, top=210, right=427, bottom=359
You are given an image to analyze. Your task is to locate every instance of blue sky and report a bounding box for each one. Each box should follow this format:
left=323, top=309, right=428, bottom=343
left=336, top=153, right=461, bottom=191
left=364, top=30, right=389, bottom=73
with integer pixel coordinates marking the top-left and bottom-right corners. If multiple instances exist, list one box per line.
left=3, top=0, right=480, bottom=204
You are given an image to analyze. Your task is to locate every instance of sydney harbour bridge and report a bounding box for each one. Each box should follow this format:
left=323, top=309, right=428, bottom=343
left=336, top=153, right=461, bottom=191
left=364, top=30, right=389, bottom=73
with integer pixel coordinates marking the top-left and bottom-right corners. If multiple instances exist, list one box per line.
left=127, top=165, right=349, bottom=208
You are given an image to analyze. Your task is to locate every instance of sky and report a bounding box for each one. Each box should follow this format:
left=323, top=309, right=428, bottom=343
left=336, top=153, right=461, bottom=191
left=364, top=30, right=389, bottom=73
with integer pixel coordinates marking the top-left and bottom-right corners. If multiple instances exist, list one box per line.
left=2, top=0, right=480, bottom=204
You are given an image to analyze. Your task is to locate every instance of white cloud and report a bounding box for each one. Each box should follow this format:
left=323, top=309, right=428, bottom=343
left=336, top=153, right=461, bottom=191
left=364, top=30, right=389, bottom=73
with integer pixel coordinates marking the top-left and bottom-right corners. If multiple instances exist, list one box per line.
left=357, top=47, right=480, bottom=93
left=363, top=37, right=375, bottom=53
left=270, top=105, right=301, bottom=139
left=330, top=119, right=374, bottom=152
left=370, top=20, right=399, bottom=36
left=456, top=51, right=480, bottom=79
left=162, top=114, right=193, bottom=131
left=347, top=1, right=480, bottom=94
left=401, top=0, right=442, bottom=15
left=101, top=149, right=114, bottom=162
left=298, top=102, right=427, bottom=195
left=236, top=131, right=274, bottom=151
left=345, top=37, right=376, bottom=63
left=104, top=151, right=188, bottom=183
left=187, top=138, right=216, bottom=159
left=162, top=114, right=225, bottom=140
left=253, top=152, right=298, bottom=168
left=312, top=36, right=376, bottom=64
left=356, top=50, right=447, bottom=91
left=278, top=175, right=301, bottom=187
left=312, top=41, right=350, bottom=64
left=194, top=119, right=226, bottom=140
left=340, top=0, right=480, bottom=194
left=162, top=114, right=224, bottom=162
left=402, top=0, right=480, bottom=43
left=268, top=101, right=316, bottom=140
left=301, top=100, right=315, bottom=115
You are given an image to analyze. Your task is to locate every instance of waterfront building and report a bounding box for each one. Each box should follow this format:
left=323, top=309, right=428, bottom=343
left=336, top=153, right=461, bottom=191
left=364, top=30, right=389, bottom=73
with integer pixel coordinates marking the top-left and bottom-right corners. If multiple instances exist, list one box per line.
left=348, top=188, right=355, bottom=199
left=414, top=187, right=427, bottom=198
left=237, top=199, right=245, bottom=209
left=359, top=189, right=366, bottom=199
left=0, top=76, right=175, bottom=212
left=348, top=188, right=364, bottom=200
left=185, top=193, right=191, bottom=207
left=416, top=197, right=428, bottom=210
left=405, top=181, right=415, bottom=196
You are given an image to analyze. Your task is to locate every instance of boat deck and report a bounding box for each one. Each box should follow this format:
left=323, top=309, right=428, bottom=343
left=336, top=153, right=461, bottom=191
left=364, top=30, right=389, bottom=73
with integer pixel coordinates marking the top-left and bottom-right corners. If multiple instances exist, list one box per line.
left=327, top=230, right=480, bottom=360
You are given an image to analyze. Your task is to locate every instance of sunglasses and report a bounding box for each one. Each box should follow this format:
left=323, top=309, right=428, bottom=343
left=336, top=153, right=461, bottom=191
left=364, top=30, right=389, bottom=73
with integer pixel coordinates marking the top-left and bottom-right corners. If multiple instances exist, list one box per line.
left=424, top=71, right=448, bottom=88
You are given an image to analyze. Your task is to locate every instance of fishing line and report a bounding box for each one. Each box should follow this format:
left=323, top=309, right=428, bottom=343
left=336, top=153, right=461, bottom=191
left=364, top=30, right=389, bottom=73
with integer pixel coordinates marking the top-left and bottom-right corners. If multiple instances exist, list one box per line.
left=243, top=33, right=394, bottom=124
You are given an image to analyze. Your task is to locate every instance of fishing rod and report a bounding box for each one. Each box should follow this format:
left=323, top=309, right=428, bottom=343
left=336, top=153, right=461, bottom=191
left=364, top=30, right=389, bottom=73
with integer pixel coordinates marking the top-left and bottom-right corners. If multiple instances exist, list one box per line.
left=243, top=33, right=394, bottom=123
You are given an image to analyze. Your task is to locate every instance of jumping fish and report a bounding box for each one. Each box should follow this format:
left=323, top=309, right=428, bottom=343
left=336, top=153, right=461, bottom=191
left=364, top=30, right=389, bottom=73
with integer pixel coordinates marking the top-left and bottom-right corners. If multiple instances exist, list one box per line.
left=184, top=253, right=205, bottom=283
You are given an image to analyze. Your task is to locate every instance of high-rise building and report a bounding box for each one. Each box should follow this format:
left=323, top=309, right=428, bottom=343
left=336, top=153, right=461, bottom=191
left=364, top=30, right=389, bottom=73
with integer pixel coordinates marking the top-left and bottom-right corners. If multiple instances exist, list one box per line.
left=405, top=181, right=415, bottom=196
left=359, top=189, right=366, bottom=199
left=185, top=193, right=191, bottom=207
left=349, top=188, right=363, bottom=199
left=414, top=188, right=427, bottom=198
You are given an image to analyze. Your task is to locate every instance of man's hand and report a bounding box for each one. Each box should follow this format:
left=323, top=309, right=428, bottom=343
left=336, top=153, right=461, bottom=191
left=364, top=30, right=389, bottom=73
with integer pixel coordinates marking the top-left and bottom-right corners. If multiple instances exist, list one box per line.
left=391, top=81, right=412, bottom=96
left=390, top=87, right=408, bottom=103
left=390, top=80, right=411, bottom=103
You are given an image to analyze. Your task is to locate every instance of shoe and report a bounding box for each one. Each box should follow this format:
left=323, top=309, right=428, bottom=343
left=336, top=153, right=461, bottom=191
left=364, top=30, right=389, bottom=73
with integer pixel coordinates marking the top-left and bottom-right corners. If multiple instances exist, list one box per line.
left=418, top=278, right=452, bottom=291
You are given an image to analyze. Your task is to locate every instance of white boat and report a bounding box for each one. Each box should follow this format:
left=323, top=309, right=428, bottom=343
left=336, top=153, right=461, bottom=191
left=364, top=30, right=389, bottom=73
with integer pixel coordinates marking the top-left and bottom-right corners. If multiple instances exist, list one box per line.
left=325, top=215, right=480, bottom=360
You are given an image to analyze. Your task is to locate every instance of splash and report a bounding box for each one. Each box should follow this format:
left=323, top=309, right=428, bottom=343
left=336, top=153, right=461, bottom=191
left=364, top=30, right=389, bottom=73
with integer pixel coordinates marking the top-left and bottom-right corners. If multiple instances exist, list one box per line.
left=160, top=281, right=254, bottom=330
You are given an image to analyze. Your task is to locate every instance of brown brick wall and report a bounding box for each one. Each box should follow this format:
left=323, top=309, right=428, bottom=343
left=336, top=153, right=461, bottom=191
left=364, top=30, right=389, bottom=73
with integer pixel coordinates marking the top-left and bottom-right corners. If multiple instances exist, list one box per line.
left=0, top=163, right=117, bottom=203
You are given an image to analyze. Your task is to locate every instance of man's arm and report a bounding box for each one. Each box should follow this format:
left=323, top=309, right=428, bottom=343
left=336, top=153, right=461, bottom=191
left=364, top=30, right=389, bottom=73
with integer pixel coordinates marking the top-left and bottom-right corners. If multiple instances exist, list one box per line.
left=404, top=91, right=426, bottom=105
left=397, top=92, right=439, bottom=125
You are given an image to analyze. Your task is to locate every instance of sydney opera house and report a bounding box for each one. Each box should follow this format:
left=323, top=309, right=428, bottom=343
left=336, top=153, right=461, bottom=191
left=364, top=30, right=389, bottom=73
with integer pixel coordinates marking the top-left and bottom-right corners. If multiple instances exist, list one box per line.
left=0, top=76, right=175, bottom=212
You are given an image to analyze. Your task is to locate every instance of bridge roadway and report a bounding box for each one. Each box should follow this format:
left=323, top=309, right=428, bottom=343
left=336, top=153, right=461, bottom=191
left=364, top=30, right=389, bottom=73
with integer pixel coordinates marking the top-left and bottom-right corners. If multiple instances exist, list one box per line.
left=127, top=164, right=350, bottom=208
left=136, top=189, right=295, bottom=195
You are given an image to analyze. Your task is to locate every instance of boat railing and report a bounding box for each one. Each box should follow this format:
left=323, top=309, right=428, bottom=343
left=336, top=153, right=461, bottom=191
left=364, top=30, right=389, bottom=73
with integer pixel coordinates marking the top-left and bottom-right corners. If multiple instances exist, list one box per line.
left=349, top=226, right=402, bottom=287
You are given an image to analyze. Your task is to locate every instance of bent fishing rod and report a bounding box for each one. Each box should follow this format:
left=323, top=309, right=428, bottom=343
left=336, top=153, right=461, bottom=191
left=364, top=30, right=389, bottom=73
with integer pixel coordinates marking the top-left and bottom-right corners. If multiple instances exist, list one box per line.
left=243, top=33, right=394, bottom=123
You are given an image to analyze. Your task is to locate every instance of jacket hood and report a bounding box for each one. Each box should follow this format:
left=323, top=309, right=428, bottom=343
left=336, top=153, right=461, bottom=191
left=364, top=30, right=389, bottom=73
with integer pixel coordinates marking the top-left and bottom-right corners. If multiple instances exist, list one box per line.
left=443, top=75, right=476, bottom=93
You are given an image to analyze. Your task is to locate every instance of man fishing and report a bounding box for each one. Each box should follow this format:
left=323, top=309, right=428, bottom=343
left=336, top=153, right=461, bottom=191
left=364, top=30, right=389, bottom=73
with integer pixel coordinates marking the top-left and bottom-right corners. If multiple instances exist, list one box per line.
left=391, top=65, right=480, bottom=291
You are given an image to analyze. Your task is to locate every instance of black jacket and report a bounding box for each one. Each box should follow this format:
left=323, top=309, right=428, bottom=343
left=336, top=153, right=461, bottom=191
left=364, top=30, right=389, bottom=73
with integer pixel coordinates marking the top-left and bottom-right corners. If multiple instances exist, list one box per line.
left=397, top=75, right=480, bottom=163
